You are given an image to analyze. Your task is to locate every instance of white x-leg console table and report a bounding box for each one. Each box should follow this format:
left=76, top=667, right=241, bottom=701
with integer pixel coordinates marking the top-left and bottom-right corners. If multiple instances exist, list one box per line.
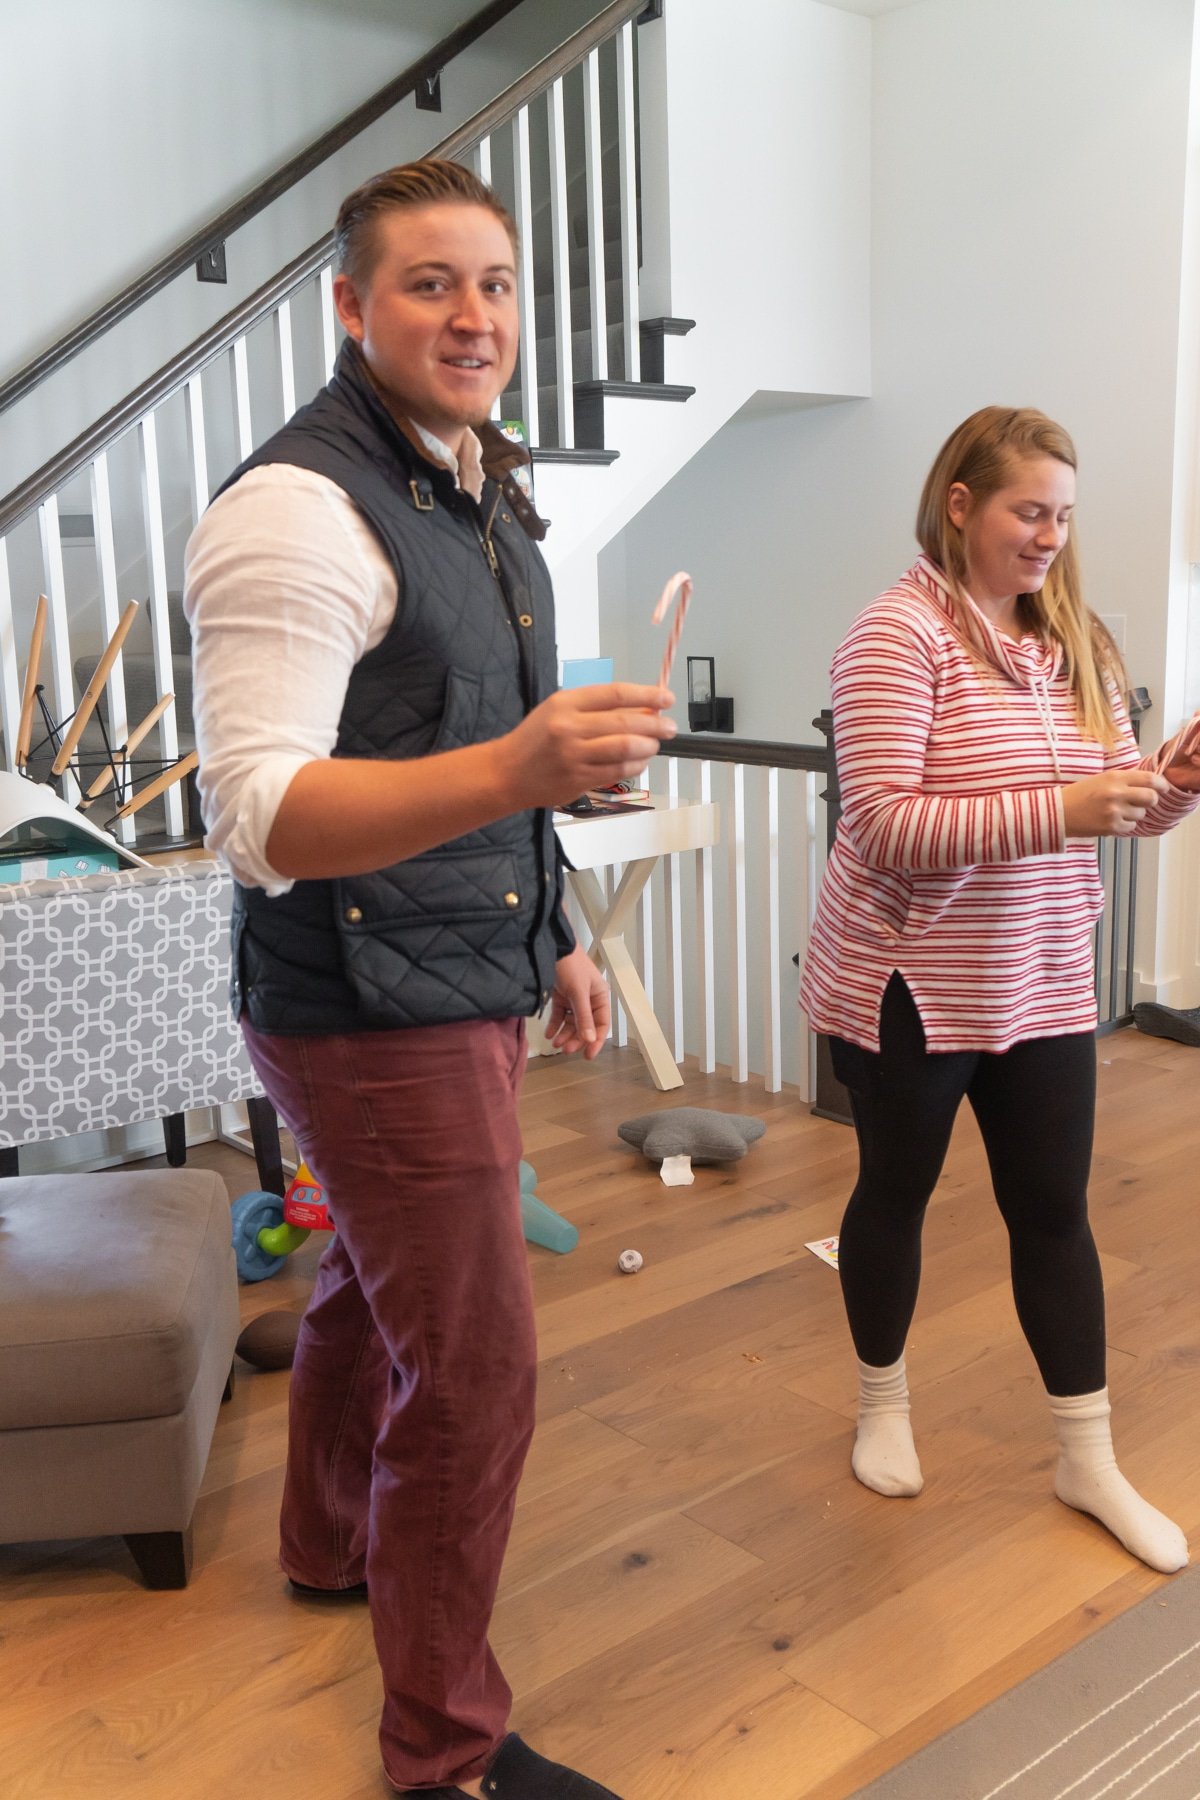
left=555, top=797, right=720, bottom=1090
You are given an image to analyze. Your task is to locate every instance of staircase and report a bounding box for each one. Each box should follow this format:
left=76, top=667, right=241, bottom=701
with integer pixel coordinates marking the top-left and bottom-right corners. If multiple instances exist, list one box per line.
left=0, top=0, right=725, bottom=845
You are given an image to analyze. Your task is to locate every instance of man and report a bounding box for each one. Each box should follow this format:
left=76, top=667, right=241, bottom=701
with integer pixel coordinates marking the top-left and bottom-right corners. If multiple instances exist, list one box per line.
left=184, top=158, right=676, bottom=1799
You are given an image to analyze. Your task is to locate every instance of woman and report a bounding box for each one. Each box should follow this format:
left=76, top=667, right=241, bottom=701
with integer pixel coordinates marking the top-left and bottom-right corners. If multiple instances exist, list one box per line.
left=801, top=406, right=1200, bottom=1573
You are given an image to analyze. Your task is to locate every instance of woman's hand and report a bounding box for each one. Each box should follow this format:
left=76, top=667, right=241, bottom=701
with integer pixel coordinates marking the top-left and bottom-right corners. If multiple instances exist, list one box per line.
left=544, top=946, right=611, bottom=1060
left=1161, top=714, right=1200, bottom=792
left=1062, top=768, right=1172, bottom=837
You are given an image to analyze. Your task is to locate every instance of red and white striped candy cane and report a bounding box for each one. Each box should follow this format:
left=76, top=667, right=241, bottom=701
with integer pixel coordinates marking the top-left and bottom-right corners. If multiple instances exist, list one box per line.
left=652, top=570, right=693, bottom=690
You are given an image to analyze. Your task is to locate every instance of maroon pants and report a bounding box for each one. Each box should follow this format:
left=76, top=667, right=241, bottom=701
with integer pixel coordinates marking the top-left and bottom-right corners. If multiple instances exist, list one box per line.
left=242, top=1018, right=534, bottom=1793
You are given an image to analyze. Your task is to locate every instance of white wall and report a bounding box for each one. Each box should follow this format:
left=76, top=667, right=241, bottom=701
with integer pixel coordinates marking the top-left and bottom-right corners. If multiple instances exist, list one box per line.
left=1, top=0, right=606, bottom=497
left=603, top=0, right=1200, bottom=998
left=542, top=0, right=872, bottom=657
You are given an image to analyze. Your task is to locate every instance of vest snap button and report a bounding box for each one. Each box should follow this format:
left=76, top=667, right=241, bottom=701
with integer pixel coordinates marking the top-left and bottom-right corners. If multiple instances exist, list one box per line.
left=501, top=512, right=512, bottom=523
left=518, top=613, right=533, bottom=628
left=504, top=891, right=520, bottom=908
left=345, top=906, right=363, bottom=923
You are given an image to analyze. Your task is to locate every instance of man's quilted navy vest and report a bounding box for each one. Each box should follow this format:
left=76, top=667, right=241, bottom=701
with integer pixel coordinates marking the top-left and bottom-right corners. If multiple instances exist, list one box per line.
left=215, top=340, right=567, bottom=1034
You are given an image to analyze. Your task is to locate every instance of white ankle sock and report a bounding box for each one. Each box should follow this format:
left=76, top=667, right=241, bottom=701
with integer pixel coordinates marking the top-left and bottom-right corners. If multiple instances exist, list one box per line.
left=852, top=1355, right=924, bottom=1497
left=1049, top=1388, right=1188, bottom=1573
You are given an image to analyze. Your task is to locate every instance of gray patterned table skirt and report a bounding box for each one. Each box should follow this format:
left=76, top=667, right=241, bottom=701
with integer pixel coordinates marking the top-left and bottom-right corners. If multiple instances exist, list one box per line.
left=0, top=860, right=260, bottom=1149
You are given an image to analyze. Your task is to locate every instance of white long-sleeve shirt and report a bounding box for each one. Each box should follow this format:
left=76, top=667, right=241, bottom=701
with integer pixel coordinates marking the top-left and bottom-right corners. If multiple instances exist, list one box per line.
left=183, top=427, right=484, bottom=894
left=801, top=556, right=1199, bottom=1053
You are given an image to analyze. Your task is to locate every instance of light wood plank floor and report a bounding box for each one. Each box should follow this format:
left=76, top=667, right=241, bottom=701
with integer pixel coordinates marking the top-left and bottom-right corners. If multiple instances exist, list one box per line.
left=3, top=1026, right=1198, bottom=1799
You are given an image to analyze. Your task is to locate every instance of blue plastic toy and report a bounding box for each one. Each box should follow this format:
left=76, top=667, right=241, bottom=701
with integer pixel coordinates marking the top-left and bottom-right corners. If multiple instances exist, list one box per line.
left=519, top=1160, right=579, bottom=1254
left=232, top=1156, right=578, bottom=1282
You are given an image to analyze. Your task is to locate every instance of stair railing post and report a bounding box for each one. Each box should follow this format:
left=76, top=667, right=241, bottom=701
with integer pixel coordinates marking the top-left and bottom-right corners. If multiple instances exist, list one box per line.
left=138, top=412, right=184, bottom=837
left=811, top=709, right=852, bottom=1124
left=728, top=760, right=749, bottom=1082
left=583, top=49, right=609, bottom=381
left=0, top=540, right=21, bottom=776
left=513, top=107, right=541, bottom=445
left=615, top=20, right=641, bottom=381
left=547, top=78, right=575, bottom=447
left=761, top=763, right=782, bottom=1093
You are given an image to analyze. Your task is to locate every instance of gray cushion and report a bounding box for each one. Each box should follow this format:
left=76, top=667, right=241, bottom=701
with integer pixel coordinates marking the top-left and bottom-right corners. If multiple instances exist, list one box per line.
left=0, top=1169, right=235, bottom=1430
left=617, top=1107, right=767, bottom=1163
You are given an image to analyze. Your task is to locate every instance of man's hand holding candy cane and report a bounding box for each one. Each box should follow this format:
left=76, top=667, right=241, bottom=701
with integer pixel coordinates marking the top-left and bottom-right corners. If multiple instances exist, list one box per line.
left=495, top=680, right=677, bottom=810
left=494, top=570, right=693, bottom=811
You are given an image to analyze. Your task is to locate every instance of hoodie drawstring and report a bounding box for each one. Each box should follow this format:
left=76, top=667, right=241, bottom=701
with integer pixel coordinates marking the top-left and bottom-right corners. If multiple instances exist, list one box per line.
left=1031, top=676, right=1064, bottom=778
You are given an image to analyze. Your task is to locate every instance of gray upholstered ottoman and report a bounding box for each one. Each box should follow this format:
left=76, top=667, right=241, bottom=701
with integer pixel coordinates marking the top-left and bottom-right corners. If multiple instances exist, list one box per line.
left=0, top=1169, right=239, bottom=1587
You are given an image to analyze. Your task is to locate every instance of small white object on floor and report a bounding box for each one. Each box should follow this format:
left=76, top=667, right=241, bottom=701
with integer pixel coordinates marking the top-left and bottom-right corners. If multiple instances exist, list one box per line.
left=659, top=1154, right=694, bottom=1187
left=617, top=1248, right=644, bottom=1273
left=805, top=1235, right=840, bottom=1269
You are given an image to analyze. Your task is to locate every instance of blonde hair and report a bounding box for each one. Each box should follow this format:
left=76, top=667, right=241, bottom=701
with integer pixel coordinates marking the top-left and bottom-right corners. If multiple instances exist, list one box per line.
left=916, top=406, right=1125, bottom=746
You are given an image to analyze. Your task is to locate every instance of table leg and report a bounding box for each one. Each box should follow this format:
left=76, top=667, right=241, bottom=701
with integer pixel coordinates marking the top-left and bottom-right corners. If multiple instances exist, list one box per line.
left=569, top=861, right=683, bottom=1091
left=246, top=1095, right=286, bottom=1196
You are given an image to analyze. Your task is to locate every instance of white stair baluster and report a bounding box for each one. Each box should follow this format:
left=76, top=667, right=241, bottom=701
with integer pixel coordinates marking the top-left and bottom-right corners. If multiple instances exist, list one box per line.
left=138, top=412, right=183, bottom=837
left=473, top=138, right=503, bottom=419
left=728, top=761, right=748, bottom=1082
left=0, top=539, right=22, bottom=775
left=231, top=336, right=253, bottom=460
left=616, top=21, right=641, bottom=383
left=513, top=109, right=540, bottom=445
left=319, top=266, right=337, bottom=383
left=185, top=375, right=210, bottom=524
left=761, top=765, right=782, bottom=1093
left=802, top=769, right=821, bottom=1100
left=37, top=495, right=78, bottom=804
left=663, top=756, right=684, bottom=1058
left=548, top=79, right=574, bottom=448
left=275, top=298, right=297, bottom=421
left=88, top=454, right=132, bottom=839
left=696, top=758, right=715, bottom=1072
left=583, top=48, right=608, bottom=380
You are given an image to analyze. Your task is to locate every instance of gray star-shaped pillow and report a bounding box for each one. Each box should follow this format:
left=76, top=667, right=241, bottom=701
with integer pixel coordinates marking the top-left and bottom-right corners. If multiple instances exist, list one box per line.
left=617, top=1106, right=766, bottom=1164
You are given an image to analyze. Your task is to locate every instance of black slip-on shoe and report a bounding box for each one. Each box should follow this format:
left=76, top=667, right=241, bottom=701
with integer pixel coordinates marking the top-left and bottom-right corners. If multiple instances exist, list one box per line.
left=287, top=1576, right=369, bottom=1600
left=480, top=1732, right=624, bottom=1798
left=1133, top=1001, right=1200, bottom=1048
left=389, top=1732, right=624, bottom=1798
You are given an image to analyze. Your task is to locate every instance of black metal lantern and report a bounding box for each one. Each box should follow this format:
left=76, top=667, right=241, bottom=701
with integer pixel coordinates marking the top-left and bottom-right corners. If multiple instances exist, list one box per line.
left=687, top=656, right=714, bottom=730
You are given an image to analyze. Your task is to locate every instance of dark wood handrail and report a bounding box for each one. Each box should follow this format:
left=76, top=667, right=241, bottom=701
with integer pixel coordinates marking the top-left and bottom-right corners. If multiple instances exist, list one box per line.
left=0, top=0, right=529, bottom=420
left=0, top=0, right=648, bottom=538
left=662, top=734, right=829, bottom=774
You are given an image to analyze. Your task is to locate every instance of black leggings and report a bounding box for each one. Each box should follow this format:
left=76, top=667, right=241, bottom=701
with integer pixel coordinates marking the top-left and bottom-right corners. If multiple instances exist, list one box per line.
left=830, top=973, right=1105, bottom=1396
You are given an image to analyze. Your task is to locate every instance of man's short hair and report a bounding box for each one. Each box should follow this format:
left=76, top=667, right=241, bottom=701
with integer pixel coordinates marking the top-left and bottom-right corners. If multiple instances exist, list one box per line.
left=334, top=157, right=519, bottom=289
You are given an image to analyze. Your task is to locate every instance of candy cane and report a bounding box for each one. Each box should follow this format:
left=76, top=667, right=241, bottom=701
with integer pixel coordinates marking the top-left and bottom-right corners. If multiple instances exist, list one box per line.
left=652, top=570, right=693, bottom=690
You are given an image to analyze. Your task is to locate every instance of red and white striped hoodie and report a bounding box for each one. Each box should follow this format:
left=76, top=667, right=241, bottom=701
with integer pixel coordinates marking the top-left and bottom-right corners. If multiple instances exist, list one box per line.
left=801, top=556, right=1198, bottom=1053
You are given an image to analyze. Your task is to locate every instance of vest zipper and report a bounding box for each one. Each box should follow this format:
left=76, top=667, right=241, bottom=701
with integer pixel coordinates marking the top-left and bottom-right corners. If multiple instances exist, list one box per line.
left=467, top=493, right=555, bottom=992
left=465, top=502, right=532, bottom=708
left=474, top=488, right=507, bottom=581
left=479, top=530, right=501, bottom=581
